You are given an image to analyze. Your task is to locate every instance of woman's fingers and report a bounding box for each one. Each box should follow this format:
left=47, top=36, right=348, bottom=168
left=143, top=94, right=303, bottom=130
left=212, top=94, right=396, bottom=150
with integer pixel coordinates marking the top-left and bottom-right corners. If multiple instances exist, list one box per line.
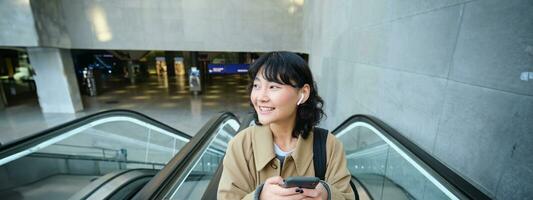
left=263, top=176, right=326, bottom=199
left=300, top=183, right=328, bottom=199
left=265, top=176, right=284, bottom=185
left=300, top=188, right=321, bottom=198
left=270, top=184, right=301, bottom=196
left=262, top=176, right=305, bottom=199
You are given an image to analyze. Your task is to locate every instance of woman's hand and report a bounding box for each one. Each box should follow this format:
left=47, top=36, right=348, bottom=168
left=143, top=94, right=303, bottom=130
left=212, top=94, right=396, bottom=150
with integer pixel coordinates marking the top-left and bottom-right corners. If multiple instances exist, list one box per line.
left=300, top=182, right=328, bottom=200
left=260, top=176, right=307, bottom=200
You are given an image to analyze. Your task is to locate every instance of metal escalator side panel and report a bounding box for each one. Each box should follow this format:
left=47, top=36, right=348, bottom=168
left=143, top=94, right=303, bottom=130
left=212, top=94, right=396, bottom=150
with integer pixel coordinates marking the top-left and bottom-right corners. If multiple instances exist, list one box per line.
left=69, top=169, right=132, bottom=200
left=107, top=176, right=154, bottom=200
left=83, top=169, right=157, bottom=200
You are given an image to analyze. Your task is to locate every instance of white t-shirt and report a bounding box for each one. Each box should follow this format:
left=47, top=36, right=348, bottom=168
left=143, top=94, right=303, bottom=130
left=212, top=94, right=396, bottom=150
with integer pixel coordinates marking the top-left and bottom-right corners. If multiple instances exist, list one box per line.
left=274, top=143, right=295, bottom=169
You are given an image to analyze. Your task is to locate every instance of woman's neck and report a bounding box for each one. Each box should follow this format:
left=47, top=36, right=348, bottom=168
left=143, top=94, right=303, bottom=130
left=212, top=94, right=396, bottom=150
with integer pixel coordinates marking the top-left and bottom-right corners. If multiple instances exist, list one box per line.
left=270, top=117, right=297, bottom=151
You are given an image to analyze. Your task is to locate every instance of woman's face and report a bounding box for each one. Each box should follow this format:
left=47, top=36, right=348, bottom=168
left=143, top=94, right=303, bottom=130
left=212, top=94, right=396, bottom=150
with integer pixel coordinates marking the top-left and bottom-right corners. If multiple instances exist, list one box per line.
left=251, top=71, right=301, bottom=125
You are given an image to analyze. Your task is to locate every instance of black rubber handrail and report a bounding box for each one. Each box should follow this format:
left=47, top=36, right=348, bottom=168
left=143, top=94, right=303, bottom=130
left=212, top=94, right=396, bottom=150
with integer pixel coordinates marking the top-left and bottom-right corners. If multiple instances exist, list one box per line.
left=69, top=169, right=142, bottom=200
left=332, top=114, right=491, bottom=200
left=86, top=169, right=158, bottom=200
left=0, top=109, right=191, bottom=162
left=132, top=112, right=239, bottom=200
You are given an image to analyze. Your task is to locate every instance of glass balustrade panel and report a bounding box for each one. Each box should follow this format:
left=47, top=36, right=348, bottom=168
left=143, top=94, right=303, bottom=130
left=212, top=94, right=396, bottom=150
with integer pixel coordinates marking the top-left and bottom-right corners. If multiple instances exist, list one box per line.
left=337, top=122, right=457, bottom=200
left=167, top=118, right=239, bottom=200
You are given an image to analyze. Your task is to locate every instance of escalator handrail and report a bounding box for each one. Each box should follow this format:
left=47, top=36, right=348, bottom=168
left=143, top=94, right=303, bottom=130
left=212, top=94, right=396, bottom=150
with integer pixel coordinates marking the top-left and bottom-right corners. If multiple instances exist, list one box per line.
left=200, top=113, right=256, bottom=200
left=0, top=109, right=191, bottom=164
left=132, top=112, right=239, bottom=200
left=332, top=114, right=491, bottom=200
left=69, top=169, right=139, bottom=200
left=83, top=169, right=158, bottom=200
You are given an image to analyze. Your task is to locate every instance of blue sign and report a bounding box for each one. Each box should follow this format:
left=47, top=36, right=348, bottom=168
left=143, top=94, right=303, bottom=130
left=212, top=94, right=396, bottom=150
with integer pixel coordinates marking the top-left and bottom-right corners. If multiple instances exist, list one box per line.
left=208, top=64, right=250, bottom=74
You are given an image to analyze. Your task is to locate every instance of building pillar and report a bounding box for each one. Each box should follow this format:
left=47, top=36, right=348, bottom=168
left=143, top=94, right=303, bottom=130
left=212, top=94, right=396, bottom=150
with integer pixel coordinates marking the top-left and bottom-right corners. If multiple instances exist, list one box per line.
left=164, top=51, right=176, bottom=76
left=27, top=48, right=83, bottom=113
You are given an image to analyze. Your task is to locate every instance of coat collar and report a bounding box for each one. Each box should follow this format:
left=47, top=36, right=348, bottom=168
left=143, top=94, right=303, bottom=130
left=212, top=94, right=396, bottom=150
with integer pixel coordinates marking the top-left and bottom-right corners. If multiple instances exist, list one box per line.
left=252, top=125, right=314, bottom=175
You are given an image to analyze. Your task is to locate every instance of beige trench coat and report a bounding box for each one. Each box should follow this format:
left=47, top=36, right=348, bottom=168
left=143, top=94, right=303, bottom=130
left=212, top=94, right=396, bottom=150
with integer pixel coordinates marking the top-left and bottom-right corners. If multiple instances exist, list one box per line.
left=218, top=125, right=355, bottom=200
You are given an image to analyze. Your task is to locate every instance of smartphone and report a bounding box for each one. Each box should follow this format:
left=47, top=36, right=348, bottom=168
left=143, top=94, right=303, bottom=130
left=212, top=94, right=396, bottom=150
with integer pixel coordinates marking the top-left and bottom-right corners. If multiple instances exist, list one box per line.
left=281, top=176, right=320, bottom=189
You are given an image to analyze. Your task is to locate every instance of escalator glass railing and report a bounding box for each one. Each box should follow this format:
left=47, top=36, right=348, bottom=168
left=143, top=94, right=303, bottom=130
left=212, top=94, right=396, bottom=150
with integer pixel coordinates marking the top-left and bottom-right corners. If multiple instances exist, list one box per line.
left=166, top=118, right=237, bottom=199
left=133, top=112, right=240, bottom=200
left=199, top=113, right=256, bottom=200
left=0, top=110, right=191, bottom=200
left=333, top=115, right=490, bottom=200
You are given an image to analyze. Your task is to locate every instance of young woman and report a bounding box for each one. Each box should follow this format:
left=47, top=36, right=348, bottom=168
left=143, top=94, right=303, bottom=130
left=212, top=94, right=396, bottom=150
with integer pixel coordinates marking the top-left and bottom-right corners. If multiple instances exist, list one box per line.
left=218, top=52, right=354, bottom=200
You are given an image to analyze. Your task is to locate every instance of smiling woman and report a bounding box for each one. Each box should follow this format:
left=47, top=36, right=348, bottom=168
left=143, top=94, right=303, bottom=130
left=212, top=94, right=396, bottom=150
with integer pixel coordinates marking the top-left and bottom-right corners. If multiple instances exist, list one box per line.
left=218, top=52, right=355, bottom=200
left=248, top=52, right=323, bottom=140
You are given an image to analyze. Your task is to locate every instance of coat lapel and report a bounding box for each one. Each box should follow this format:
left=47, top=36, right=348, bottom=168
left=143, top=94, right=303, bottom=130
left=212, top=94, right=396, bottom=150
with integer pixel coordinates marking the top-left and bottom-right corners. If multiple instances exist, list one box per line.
left=291, top=131, right=314, bottom=175
left=252, top=125, right=276, bottom=171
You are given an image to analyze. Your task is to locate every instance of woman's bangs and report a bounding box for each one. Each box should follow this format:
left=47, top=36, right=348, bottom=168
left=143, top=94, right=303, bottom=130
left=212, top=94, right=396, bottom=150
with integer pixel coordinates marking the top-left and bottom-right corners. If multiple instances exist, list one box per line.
left=261, top=60, right=298, bottom=87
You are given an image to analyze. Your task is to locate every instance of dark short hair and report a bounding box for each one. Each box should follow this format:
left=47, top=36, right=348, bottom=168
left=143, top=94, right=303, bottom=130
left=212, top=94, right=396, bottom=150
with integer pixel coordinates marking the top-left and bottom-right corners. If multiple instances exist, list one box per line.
left=248, top=51, right=325, bottom=139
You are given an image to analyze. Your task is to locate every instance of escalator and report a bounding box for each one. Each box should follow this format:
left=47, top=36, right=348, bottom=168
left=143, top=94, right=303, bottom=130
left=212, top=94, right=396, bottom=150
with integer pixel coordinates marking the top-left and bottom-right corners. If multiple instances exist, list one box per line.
left=70, top=112, right=240, bottom=200
left=1, top=110, right=491, bottom=200
left=0, top=110, right=192, bottom=200
left=332, top=115, right=490, bottom=200
left=131, top=112, right=241, bottom=200
left=134, top=114, right=491, bottom=200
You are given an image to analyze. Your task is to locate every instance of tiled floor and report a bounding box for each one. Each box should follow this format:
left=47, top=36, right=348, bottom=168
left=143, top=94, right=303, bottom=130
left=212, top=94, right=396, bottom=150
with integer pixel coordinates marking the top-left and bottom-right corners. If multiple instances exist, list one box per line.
left=0, top=74, right=251, bottom=145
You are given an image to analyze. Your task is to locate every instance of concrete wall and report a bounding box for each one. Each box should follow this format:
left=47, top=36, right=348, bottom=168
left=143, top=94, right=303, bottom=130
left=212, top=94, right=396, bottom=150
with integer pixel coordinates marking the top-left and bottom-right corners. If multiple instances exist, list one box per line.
left=308, top=0, right=533, bottom=199
left=0, top=0, right=39, bottom=47
left=28, top=0, right=307, bottom=52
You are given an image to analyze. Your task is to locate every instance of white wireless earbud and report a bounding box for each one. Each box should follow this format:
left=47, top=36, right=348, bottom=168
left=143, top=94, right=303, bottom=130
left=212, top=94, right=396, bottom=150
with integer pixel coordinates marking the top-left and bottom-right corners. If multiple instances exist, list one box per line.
left=297, top=93, right=304, bottom=105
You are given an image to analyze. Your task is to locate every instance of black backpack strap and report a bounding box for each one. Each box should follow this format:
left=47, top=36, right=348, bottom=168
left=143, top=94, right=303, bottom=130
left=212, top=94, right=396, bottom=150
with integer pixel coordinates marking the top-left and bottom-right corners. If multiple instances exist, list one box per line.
left=313, top=127, right=328, bottom=181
